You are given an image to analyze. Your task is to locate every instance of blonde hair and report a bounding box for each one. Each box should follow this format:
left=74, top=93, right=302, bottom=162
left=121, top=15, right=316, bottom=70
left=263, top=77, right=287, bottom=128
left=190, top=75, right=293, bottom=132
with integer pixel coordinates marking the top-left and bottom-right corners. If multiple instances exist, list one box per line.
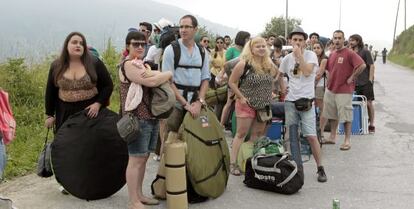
left=240, top=37, right=274, bottom=74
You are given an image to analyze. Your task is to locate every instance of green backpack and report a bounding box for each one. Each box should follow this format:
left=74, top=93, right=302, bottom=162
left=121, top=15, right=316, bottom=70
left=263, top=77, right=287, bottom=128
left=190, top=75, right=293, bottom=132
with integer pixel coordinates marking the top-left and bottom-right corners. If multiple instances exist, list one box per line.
left=179, top=107, right=230, bottom=198
left=253, top=136, right=285, bottom=156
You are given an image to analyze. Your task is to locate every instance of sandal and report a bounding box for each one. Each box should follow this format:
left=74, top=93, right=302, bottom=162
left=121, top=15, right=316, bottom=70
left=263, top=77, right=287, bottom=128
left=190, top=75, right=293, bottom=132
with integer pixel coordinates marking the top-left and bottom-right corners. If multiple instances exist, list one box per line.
left=322, top=139, right=336, bottom=144
left=230, top=163, right=241, bottom=176
left=340, top=144, right=351, bottom=151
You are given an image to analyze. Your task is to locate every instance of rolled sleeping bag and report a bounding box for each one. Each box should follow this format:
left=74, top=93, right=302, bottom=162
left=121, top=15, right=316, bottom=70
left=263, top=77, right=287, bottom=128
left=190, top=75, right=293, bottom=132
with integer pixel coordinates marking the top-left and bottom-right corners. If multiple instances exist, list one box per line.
left=165, top=135, right=187, bottom=209
left=151, top=132, right=178, bottom=199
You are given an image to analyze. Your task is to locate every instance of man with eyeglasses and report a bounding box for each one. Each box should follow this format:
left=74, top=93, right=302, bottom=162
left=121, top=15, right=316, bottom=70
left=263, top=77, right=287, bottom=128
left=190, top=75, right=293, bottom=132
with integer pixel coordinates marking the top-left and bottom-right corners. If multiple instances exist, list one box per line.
left=162, top=14, right=210, bottom=132
left=161, top=14, right=210, bottom=202
left=139, top=22, right=153, bottom=57
left=279, top=26, right=327, bottom=183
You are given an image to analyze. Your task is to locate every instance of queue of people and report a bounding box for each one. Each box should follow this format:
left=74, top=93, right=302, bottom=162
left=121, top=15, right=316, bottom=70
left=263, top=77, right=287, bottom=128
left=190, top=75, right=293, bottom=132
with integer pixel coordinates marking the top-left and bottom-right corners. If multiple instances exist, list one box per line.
left=32, top=13, right=381, bottom=209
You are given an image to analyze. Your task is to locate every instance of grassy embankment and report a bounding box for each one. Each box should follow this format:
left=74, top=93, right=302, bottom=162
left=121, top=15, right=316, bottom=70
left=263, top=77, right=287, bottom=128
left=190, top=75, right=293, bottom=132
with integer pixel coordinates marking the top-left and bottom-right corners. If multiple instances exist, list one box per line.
left=389, top=25, right=414, bottom=69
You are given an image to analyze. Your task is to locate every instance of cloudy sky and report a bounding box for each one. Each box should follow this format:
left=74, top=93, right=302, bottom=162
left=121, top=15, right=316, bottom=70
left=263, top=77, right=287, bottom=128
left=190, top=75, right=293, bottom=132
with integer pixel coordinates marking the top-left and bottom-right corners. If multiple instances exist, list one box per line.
left=155, top=0, right=412, bottom=50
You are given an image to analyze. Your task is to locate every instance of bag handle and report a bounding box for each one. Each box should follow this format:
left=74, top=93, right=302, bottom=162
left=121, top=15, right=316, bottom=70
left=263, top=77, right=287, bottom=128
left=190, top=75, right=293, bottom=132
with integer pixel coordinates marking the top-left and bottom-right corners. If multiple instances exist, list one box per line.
left=251, top=153, right=298, bottom=187
left=42, top=128, right=50, bottom=169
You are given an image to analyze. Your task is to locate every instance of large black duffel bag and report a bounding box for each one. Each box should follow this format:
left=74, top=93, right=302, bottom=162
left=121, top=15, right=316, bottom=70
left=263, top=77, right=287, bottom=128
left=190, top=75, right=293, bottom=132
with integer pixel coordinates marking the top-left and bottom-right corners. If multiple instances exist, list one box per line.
left=243, top=153, right=304, bottom=194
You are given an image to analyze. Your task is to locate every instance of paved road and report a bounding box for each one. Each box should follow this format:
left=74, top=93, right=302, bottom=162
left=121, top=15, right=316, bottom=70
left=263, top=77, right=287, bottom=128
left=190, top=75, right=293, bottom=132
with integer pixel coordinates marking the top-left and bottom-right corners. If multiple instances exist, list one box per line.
left=1, top=60, right=414, bottom=209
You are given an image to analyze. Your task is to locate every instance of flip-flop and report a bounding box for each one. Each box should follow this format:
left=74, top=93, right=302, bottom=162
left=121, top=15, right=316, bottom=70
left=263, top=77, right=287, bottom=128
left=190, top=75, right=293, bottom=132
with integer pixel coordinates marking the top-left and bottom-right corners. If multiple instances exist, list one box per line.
left=340, top=144, right=351, bottom=151
left=322, top=139, right=336, bottom=144
left=141, top=198, right=160, bottom=205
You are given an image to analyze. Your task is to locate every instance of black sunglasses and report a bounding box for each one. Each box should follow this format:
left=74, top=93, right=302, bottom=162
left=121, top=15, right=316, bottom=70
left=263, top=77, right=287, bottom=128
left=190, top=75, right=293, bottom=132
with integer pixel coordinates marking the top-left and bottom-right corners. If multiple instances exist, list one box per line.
left=293, top=63, right=300, bottom=75
left=131, top=42, right=147, bottom=48
left=203, top=40, right=210, bottom=43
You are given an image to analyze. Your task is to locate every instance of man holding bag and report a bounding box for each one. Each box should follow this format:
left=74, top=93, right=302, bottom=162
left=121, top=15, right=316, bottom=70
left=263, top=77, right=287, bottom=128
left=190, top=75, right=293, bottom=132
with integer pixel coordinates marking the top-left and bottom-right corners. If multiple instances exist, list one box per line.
left=279, top=27, right=327, bottom=183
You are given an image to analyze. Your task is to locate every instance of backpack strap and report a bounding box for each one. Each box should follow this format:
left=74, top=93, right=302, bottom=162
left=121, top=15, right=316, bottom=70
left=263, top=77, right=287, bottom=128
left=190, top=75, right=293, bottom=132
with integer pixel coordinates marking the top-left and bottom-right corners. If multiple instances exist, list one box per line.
left=172, top=41, right=205, bottom=70
left=238, top=62, right=252, bottom=88
left=120, top=59, right=131, bottom=83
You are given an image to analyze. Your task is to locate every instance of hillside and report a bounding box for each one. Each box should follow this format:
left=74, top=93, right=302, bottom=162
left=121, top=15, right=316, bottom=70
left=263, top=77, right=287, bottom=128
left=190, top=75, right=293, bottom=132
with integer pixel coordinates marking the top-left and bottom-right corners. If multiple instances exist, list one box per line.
left=0, top=0, right=237, bottom=62
left=389, top=24, right=414, bottom=69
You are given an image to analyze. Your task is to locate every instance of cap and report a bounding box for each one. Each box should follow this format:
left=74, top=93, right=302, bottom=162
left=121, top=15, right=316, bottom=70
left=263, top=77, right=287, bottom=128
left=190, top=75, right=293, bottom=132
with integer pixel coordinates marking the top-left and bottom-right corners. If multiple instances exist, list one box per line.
left=289, top=26, right=308, bottom=40
left=154, top=18, right=173, bottom=30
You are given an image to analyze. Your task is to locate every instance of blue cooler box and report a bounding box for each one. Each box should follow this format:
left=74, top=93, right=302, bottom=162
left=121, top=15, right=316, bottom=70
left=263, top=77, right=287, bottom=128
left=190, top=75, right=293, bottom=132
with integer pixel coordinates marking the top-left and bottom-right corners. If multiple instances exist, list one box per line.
left=266, top=119, right=283, bottom=141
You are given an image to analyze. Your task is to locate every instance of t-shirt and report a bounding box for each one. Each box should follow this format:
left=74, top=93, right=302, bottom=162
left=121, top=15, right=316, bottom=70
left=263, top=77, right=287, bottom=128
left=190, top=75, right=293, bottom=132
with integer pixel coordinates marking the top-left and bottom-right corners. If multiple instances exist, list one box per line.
left=326, top=47, right=364, bottom=94
left=279, top=50, right=318, bottom=101
left=144, top=45, right=162, bottom=66
left=355, top=49, right=374, bottom=86
left=225, top=47, right=241, bottom=61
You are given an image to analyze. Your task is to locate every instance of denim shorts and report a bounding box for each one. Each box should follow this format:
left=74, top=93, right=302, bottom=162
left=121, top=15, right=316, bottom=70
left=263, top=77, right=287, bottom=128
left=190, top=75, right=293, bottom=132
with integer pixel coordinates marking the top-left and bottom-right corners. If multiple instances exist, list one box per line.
left=284, top=102, right=316, bottom=137
left=127, top=119, right=159, bottom=157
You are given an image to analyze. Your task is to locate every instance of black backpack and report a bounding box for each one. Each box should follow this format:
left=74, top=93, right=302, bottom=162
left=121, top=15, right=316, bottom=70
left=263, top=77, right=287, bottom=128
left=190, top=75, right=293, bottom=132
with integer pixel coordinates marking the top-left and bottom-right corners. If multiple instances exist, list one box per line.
left=159, top=26, right=180, bottom=49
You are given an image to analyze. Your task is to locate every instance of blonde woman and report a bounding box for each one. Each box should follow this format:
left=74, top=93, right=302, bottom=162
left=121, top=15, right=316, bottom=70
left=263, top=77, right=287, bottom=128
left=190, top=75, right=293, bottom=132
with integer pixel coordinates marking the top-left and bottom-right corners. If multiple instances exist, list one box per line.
left=228, top=37, right=276, bottom=175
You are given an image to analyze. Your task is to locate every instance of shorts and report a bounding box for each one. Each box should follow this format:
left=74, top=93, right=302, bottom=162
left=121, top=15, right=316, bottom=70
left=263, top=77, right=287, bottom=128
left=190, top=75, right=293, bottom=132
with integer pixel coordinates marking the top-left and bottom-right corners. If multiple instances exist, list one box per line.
left=235, top=99, right=256, bottom=119
left=355, top=82, right=375, bottom=101
left=284, top=102, right=316, bottom=137
left=315, top=87, right=325, bottom=100
left=127, top=119, right=159, bottom=157
left=322, top=90, right=353, bottom=123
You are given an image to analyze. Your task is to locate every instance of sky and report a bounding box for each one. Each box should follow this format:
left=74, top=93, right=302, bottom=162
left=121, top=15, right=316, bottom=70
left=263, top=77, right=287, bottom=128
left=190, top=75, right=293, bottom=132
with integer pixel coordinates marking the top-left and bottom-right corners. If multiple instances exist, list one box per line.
left=155, top=0, right=413, bottom=51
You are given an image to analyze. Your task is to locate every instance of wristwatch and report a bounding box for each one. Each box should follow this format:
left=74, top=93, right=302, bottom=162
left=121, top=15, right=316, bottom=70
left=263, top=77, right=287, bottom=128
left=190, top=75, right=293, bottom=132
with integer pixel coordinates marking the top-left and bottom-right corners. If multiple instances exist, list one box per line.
left=197, top=98, right=206, bottom=105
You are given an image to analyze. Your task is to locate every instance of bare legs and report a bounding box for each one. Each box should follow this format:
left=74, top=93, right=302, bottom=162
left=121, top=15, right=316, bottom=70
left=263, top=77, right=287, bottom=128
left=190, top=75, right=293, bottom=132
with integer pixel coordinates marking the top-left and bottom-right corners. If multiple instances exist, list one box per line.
left=126, top=155, right=149, bottom=209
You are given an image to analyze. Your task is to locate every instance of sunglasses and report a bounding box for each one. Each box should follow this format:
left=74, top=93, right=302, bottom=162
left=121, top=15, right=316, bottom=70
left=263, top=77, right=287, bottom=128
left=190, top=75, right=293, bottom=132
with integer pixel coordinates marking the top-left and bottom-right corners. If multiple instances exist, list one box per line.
left=140, top=29, right=150, bottom=33
left=203, top=40, right=210, bottom=43
left=130, top=42, right=147, bottom=48
left=293, top=63, right=300, bottom=75
left=216, top=41, right=223, bottom=44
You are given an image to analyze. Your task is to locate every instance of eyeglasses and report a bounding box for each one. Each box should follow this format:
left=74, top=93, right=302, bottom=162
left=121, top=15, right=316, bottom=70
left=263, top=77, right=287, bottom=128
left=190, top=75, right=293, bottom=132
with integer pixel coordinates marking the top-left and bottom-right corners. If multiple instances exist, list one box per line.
left=130, top=42, right=147, bottom=48
left=293, top=63, right=300, bottom=75
left=140, top=29, right=150, bottom=33
left=216, top=41, right=223, bottom=44
left=179, top=25, right=194, bottom=29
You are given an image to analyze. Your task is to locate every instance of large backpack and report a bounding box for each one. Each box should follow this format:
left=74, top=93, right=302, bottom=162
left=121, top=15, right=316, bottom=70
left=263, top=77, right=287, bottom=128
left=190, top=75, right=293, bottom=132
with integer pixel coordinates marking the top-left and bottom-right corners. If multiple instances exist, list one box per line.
left=120, top=60, right=176, bottom=119
left=159, top=26, right=180, bottom=49
left=0, top=89, right=16, bottom=145
left=179, top=107, right=230, bottom=198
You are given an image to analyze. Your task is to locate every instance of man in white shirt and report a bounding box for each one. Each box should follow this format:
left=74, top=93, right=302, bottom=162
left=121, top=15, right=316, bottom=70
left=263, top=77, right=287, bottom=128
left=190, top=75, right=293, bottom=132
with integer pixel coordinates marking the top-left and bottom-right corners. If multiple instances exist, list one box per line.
left=279, top=27, right=327, bottom=182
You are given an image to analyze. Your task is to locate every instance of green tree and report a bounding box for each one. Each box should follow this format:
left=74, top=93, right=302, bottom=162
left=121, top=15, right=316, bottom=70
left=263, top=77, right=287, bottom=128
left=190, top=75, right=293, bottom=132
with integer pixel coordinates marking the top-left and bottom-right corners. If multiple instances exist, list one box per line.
left=262, top=16, right=302, bottom=38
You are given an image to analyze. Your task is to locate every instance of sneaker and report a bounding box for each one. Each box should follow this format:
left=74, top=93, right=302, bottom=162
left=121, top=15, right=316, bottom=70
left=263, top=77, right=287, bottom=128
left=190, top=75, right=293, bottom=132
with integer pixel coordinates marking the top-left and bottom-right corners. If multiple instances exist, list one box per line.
left=317, top=166, right=327, bottom=182
left=59, top=186, right=69, bottom=195
left=369, top=125, right=375, bottom=134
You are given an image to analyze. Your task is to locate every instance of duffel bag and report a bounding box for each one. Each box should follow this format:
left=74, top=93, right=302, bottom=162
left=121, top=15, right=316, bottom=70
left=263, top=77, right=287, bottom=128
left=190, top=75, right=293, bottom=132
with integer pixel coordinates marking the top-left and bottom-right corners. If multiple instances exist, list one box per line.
left=243, top=153, right=304, bottom=194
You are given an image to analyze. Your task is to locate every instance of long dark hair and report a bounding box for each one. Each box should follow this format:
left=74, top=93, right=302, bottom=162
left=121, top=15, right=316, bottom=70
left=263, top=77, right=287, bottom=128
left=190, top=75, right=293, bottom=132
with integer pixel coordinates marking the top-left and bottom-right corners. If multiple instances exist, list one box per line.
left=313, top=41, right=327, bottom=65
left=213, top=36, right=224, bottom=58
left=54, top=32, right=96, bottom=85
left=349, top=34, right=364, bottom=49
